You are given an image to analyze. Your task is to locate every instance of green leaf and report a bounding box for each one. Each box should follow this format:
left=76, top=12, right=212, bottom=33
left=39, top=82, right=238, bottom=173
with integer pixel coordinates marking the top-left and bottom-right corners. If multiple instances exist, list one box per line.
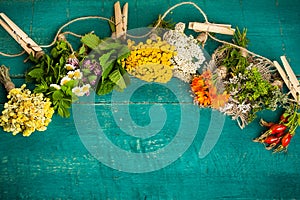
left=99, top=51, right=114, bottom=67
left=52, top=90, right=64, bottom=100
left=88, top=75, right=98, bottom=82
left=61, top=98, right=72, bottom=108
left=81, top=33, right=101, bottom=49
left=79, top=45, right=86, bottom=55
left=51, top=48, right=58, bottom=58
left=71, top=94, right=79, bottom=102
left=108, top=16, right=116, bottom=32
left=117, top=46, right=130, bottom=58
left=96, top=80, right=115, bottom=95
left=27, top=68, right=44, bottom=79
left=109, top=69, right=126, bottom=89
left=297, top=113, right=300, bottom=125
left=46, top=55, right=52, bottom=74
left=33, top=81, right=49, bottom=93
left=82, top=68, right=91, bottom=75
left=65, top=79, right=77, bottom=88
left=119, top=68, right=130, bottom=86
left=102, top=60, right=115, bottom=79
left=59, top=56, right=65, bottom=67
left=58, top=105, right=70, bottom=118
left=61, top=85, right=68, bottom=92
left=29, top=52, right=39, bottom=63
left=98, top=39, right=123, bottom=51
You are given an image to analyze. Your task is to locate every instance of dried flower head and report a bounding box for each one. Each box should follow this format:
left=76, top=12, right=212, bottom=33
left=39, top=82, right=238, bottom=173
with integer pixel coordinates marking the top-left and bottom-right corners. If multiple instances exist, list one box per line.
left=163, top=23, right=206, bottom=82
left=124, top=38, right=176, bottom=83
left=0, top=84, right=54, bottom=136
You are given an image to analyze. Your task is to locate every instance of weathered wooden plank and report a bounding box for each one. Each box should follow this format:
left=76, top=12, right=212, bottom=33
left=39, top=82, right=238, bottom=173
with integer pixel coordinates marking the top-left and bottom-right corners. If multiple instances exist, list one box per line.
left=0, top=0, right=300, bottom=199
left=0, top=105, right=299, bottom=199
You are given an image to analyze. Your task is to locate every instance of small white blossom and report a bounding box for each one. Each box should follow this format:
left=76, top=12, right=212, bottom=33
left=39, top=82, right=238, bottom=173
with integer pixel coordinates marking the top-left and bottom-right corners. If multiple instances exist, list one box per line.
left=60, top=76, right=71, bottom=86
left=82, top=84, right=91, bottom=95
left=229, top=76, right=239, bottom=84
left=67, top=71, right=75, bottom=79
left=50, top=84, right=61, bottom=90
left=72, top=87, right=84, bottom=97
left=73, top=69, right=83, bottom=80
left=65, top=64, right=76, bottom=71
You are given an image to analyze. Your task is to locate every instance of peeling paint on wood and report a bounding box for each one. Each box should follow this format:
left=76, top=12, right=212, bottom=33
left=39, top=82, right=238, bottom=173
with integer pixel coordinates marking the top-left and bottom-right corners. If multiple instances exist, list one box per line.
left=0, top=0, right=300, bottom=199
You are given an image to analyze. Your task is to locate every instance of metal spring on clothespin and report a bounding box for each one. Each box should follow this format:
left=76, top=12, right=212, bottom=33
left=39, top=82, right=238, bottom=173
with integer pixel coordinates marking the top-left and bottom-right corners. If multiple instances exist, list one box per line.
left=0, top=13, right=44, bottom=59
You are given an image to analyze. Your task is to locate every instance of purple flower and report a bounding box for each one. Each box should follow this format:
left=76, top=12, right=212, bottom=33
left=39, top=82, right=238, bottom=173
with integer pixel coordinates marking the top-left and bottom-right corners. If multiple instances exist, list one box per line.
left=90, top=80, right=97, bottom=86
left=68, top=55, right=79, bottom=67
left=89, top=64, right=95, bottom=71
left=82, top=60, right=92, bottom=70
left=81, top=77, right=88, bottom=83
left=94, top=68, right=102, bottom=76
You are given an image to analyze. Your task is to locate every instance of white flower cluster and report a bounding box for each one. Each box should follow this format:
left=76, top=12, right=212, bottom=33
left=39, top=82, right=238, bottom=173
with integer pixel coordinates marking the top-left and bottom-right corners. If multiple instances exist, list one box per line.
left=237, top=101, right=251, bottom=114
left=163, top=23, right=206, bottom=82
left=50, top=56, right=91, bottom=97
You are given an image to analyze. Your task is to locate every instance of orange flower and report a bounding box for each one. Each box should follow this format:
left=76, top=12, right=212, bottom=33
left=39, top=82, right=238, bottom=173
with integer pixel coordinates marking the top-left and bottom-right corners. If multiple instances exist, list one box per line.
left=191, top=70, right=230, bottom=109
left=211, top=92, right=230, bottom=109
left=201, top=70, right=212, bottom=79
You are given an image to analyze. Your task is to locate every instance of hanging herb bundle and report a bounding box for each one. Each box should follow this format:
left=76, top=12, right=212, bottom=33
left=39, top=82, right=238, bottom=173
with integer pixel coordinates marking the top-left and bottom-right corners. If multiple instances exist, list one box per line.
left=26, top=38, right=84, bottom=118
left=123, top=37, right=176, bottom=83
left=211, top=28, right=287, bottom=128
left=163, top=22, right=206, bottom=83
left=26, top=32, right=131, bottom=117
left=80, top=34, right=131, bottom=95
left=0, top=65, right=54, bottom=136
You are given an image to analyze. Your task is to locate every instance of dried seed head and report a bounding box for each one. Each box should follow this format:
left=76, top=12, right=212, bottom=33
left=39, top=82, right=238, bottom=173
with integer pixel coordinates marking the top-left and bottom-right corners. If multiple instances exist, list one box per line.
left=240, top=49, right=248, bottom=58
left=196, top=32, right=208, bottom=46
left=271, top=80, right=283, bottom=89
left=58, top=34, right=66, bottom=41
left=174, top=22, right=185, bottom=33
left=217, top=65, right=227, bottom=79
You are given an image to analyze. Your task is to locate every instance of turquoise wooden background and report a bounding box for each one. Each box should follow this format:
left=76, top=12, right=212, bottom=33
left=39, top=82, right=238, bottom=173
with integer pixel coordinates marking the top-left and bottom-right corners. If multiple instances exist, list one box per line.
left=1, top=0, right=300, bottom=199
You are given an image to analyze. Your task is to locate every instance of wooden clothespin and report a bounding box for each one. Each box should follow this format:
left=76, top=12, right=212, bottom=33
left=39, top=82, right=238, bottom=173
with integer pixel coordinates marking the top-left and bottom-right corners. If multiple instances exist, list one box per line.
left=113, top=1, right=128, bottom=39
left=0, top=13, right=43, bottom=58
left=274, top=56, right=300, bottom=103
left=188, top=22, right=235, bottom=35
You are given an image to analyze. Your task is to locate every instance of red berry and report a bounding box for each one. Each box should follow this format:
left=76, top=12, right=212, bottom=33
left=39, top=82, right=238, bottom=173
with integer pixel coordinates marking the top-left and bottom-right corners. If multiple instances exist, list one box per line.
left=264, top=136, right=281, bottom=145
left=275, top=132, right=285, bottom=137
left=269, top=124, right=287, bottom=134
left=281, top=133, right=292, bottom=147
left=280, top=114, right=289, bottom=123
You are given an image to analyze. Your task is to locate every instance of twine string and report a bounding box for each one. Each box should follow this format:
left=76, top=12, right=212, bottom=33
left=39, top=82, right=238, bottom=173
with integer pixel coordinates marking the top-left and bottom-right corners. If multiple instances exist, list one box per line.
left=0, top=50, right=25, bottom=57
left=0, top=1, right=283, bottom=65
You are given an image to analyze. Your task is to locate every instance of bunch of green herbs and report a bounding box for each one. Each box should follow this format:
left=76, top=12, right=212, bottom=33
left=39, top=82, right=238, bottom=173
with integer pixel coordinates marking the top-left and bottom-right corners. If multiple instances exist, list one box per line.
left=80, top=34, right=131, bottom=95
left=26, top=33, right=131, bottom=118
left=220, top=28, right=286, bottom=122
left=26, top=40, right=81, bottom=117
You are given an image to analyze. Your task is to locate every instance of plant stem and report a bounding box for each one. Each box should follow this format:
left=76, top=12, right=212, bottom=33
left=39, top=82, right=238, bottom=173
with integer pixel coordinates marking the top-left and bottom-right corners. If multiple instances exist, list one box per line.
left=0, top=65, right=15, bottom=92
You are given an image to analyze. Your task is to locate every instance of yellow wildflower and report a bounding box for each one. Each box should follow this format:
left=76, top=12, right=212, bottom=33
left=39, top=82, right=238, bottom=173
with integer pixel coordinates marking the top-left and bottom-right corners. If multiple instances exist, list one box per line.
left=0, top=84, right=54, bottom=136
left=123, top=38, right=177, bottom=83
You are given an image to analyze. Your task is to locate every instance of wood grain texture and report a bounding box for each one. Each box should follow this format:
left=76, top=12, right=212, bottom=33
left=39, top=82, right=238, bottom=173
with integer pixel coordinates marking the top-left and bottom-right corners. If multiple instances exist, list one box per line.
left=0, top=0, right=300, bottom=199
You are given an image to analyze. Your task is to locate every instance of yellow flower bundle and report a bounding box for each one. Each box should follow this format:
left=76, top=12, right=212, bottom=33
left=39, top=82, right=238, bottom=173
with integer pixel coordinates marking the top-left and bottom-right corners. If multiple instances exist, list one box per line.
left=0, top=84, right=54, bottom=136
left=0, top=66, right=54, bottom=136
left=123, top=37, right=177, bottom=83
